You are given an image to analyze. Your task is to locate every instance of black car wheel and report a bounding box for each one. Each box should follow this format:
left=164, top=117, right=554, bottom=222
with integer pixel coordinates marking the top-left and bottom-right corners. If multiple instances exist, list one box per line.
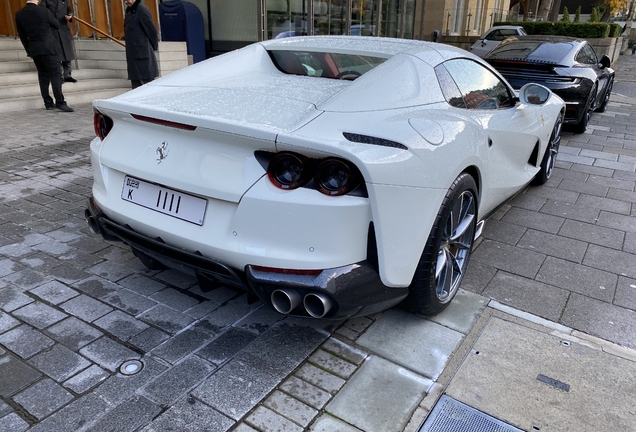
left=402, top=173, right=477, bottom=315
left=595, top=78, right=613, bottom=113
left=573, top=83, right=597, bottom=134
left=533, top=113, right=563, bottom=185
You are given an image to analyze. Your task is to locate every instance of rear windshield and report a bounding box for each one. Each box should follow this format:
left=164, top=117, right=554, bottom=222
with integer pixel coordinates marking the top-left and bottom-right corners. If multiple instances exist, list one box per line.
left=487, top=40, right=572, bottom=64
left=268, top=50, right=387, bottom=80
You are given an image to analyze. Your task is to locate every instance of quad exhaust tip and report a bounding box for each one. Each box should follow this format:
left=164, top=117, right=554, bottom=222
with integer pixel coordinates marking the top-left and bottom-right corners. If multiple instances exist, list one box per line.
left=271, top=289, right=301, bottom=315
left=271, top=289, right=334, bottom=318
left=84, top=209, right=101, bottom=235
left=304, top=292, right=333, bottom=318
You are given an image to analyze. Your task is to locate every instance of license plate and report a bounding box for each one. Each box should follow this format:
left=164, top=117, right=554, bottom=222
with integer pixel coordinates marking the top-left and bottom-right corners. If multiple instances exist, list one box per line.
left=121, top=176, right=207, bottom=225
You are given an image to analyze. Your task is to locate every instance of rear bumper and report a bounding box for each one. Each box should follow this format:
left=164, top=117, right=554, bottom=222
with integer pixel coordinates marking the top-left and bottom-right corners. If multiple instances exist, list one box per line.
left=86, top=197, right=408, bottom=319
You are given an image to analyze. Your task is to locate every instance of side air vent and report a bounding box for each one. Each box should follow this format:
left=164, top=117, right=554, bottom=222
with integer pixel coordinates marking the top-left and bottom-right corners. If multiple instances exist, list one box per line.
left=528, top=140, right=540, bottom=167
left=343, top=132, right=408, bottom=150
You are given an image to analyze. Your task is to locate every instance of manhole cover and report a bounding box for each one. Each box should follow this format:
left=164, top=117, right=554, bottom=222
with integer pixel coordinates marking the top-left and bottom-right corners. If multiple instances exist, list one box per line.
left=419, top=395, right=523, bottom=432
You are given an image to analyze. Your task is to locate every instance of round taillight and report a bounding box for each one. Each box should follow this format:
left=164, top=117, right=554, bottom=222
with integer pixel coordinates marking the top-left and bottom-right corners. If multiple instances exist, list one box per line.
left=315, top=159, right=358, bottom=196
left=93, top=109, right=113, bottom=140
left=267, top=152, right=309, bottom=189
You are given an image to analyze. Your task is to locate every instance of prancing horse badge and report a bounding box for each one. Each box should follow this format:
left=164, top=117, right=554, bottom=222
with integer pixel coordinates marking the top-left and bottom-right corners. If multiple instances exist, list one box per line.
left=156, top=141, right=169, bottom=164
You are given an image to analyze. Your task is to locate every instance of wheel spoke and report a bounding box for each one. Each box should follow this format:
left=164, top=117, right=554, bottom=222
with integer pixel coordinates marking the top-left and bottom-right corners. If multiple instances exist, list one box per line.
left=435, top=249, right=447, bottom=279
left=451, top=213, right=475, bottom=248
left=436, top=248, right=454, bottom=299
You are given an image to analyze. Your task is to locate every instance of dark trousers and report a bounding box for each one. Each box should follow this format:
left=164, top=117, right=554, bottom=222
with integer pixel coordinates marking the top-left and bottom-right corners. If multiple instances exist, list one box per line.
left=32, top=54, right=65, bottom=107
left=61, top=60, right=72, bottom=78
left=131, top=79, right=154, bottom=89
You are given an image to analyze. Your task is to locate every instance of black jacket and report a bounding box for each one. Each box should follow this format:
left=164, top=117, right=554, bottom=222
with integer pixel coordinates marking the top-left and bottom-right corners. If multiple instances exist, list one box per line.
left=124, top=0, right=159, bottom=81
left=42, top=0, right=75, bottom=61
left=15, top=2, right=60, bottom=58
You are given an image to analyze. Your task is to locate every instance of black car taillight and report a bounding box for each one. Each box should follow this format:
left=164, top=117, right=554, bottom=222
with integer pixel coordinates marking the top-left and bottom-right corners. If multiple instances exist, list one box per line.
left=267, top=152, right=310, bottom=189
left=93, top=109, right=113, bottom=140
left=314, top=158, right=359, bottom=196
left=264, top=152, right=363, bottom=196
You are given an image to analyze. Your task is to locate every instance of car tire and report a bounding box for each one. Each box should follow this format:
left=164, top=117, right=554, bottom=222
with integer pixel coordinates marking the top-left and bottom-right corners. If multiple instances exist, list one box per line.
left=401, top=173, right=478, bottom=315
left=573, top=83, right=597, bottom=134
left=595, top=78, right=613, bottom=113
left=533, top=112, right=563, bottom=186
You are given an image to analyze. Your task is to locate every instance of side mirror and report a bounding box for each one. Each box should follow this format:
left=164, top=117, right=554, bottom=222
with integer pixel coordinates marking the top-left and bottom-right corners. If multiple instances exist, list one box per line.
left=519, top=83, right=551, bottom=105
left=600, top=54, right=611, bottom=69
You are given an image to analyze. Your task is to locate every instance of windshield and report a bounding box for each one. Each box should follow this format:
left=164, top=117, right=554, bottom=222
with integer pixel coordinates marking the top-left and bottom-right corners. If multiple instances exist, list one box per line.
left=268, top=50, right=387, bottom=80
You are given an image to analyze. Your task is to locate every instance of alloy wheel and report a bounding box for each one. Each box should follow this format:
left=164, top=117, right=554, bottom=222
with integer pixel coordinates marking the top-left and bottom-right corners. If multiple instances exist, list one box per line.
left=544, top=115, right=563, bottom=179
left=434, top=190, right=476, bottom=302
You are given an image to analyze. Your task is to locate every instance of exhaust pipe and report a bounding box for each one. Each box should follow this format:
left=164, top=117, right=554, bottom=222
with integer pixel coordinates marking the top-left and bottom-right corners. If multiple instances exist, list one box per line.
left=304, top=292, right=334, bottom=318
left=271, top=289, right=301, bottom=314
left=84, top=209, right=101, bottom=235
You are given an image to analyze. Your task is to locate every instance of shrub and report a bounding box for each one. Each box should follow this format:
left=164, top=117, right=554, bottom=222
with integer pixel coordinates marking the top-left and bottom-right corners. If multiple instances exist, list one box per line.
left=494, top=21, right=615, bottom=38
left=589, top=7, right=600, bottom=22
left=608, top=23, right=622, bottom=37
left=574, top=6, right=581, bottom=23
left=561, top=6, right=570, bottom=22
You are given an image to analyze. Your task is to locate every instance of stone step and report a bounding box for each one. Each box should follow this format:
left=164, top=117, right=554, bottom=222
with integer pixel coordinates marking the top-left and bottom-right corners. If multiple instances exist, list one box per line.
left=0, top=68, right=127, bottom=85
left=0, top=38, right=25, bottom=51
left=0, top=88, right=129, bottom=113
left=0, top=38, right=187, bottom=112
left=0, top=77, right=129, bottom=99
left=0, top=60, right=34, bottom=73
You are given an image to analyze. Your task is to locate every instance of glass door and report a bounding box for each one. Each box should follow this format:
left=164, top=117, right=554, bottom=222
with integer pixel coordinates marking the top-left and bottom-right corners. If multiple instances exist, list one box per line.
left=267, top=0, right=311, bottom=39
left=351, top=0, right=378, bottom=36
left=314, top=0, right=348, bottom=35
left=380, top=0, right=414, bottom=38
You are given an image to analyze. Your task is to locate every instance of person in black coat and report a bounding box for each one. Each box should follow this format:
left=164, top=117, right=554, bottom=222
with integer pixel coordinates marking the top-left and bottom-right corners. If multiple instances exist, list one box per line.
left=15, top=0, right=73, bottom=112
left=123, top=0, right=159, bottom=89
left=42, top=0, right=77, bottom=82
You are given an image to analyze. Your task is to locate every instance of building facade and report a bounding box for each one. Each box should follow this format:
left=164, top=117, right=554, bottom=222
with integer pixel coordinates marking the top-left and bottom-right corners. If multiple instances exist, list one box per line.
left=1, top=0, right=511, bottom=57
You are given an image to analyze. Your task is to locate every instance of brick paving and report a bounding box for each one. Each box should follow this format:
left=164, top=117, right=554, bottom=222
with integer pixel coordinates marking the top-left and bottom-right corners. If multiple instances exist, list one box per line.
left=0, top=50, right=635, bottom=432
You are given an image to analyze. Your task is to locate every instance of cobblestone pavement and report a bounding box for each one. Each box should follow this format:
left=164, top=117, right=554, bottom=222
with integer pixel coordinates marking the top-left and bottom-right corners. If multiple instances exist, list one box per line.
left=0, top=51, right=635, bottom=432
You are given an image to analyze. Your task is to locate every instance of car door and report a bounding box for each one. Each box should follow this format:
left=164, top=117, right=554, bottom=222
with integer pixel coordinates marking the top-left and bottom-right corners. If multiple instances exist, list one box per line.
left=438, top=59, right=544, bottom=214
left=575, top=43, right=609, bottom=107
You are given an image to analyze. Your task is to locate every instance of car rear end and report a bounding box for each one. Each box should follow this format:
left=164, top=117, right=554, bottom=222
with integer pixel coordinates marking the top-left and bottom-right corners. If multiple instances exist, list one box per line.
left=485, top=37, right=591, bottom=124
left=86, top=40, right=415, bottom=319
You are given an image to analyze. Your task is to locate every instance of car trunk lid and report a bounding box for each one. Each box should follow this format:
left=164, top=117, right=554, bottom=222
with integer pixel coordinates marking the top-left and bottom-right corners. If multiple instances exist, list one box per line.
left=94, top=83, right=330, bottom=204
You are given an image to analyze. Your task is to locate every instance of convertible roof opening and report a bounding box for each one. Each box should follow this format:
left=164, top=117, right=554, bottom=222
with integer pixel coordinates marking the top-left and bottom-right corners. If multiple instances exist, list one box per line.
left=268, top=49, right=388, bottom=80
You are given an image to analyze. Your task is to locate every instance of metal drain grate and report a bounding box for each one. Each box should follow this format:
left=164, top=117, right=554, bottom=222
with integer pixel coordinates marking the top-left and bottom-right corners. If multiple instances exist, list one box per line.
left=419, top=395, right=524, bottom=432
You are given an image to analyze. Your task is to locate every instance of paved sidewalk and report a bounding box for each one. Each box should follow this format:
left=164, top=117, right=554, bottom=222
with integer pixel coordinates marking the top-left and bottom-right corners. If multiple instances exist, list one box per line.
left=0, top=51, right=635, bottom=432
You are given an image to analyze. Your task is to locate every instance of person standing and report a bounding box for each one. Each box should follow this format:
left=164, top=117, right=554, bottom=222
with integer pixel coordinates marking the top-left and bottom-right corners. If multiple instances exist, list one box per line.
left=123, top=0, right=159, bottom=89
left=15, top=0, right=74, bottom=112
left=42, top=0, right=77, bottom=83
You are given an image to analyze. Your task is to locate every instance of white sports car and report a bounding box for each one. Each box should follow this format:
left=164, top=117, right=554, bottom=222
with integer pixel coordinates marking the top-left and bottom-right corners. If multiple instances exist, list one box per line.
left=86, top=36, right=564, bottom=319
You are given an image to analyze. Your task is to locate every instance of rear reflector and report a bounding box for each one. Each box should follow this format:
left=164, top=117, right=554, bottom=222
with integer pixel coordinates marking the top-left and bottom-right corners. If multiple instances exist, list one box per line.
left=251, top=265, right=322, bottom=276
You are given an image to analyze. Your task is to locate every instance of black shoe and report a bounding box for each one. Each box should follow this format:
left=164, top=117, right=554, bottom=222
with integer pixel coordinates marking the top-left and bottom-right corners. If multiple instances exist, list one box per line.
left=45, top=105, right=54, bottom=110
left=64, top=77, right=77, bottom=83
left=56, top=104, right=74, bottom=112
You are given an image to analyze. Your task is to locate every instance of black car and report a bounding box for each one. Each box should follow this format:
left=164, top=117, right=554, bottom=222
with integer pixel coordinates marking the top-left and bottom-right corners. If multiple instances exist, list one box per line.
left=484, top=36, right=614, bottom=133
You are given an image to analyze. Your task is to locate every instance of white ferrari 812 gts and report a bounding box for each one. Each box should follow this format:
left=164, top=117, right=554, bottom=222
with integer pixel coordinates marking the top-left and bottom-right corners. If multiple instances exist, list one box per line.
left=86, top=36, right=565, bottom=319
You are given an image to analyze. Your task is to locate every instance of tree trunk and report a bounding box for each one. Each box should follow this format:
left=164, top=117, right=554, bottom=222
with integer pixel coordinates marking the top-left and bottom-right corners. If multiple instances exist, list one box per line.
left=600, top=8, right=611, bottom=22
left=537, top=0, right=554, bottom=21
left=548, top=0, right=561, bottom=21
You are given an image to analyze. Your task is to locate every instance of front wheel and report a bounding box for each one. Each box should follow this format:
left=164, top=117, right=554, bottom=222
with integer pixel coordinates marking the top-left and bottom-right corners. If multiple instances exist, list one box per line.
left=401, top=173, right=478, bottom=315
left=533, top=112, right=563, bottom=185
